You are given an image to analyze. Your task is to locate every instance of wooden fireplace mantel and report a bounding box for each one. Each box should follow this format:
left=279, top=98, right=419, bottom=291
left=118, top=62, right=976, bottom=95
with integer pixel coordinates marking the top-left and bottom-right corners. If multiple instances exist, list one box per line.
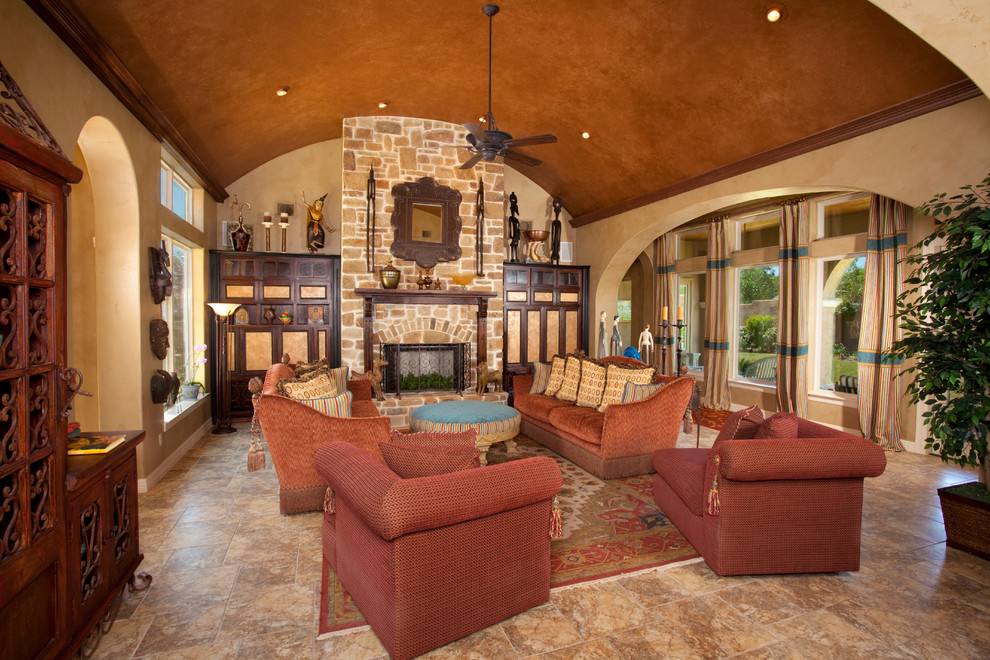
left=354, top=288, right=498, bottom=372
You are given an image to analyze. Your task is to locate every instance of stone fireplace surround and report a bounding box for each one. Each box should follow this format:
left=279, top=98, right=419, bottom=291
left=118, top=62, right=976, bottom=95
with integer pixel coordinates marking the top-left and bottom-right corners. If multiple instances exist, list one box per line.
left=339, top=116, right=507, bottom=427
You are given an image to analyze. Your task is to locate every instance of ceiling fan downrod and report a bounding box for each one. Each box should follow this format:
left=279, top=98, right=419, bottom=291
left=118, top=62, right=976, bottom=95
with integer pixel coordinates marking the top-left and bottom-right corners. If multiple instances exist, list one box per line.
left=483, top=4, right=499, bottom=130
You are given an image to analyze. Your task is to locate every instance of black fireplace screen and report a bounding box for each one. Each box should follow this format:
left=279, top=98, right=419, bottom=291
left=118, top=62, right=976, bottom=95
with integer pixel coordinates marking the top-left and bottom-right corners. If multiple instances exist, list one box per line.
left=381, top=342, right=470, bottom=394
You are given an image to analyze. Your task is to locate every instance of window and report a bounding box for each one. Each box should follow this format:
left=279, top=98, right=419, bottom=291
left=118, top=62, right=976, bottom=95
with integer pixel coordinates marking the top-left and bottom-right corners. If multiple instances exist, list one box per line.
left=677, top=273, right=706, bottom=370
left=677, top=227, right=707, bottom=259
left=821, top=195, right=870, bottom=238
left=818, top=256, right=864, bottom=392
left=737, top=264, right=779, bottom=381
left=739, top=212, right=780, bottom=251
left=161, top=234, right=194, bottom=389
left=160, top=160, right=193, bottom=221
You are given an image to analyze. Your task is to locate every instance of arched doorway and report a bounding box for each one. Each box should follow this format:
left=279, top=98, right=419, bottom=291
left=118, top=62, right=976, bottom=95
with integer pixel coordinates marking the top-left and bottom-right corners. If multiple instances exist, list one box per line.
left=69, top=117, right=142, bottom=430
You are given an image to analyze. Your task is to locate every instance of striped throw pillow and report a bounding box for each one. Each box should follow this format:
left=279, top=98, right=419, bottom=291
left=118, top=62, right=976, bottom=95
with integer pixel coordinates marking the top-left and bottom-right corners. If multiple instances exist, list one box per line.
left=621, top=381, right=664, bottom=404
left=544, top=356, right=567, bottom=396
left=554, top=355, right=583, bottom=402
left=575, top=358, right=608, bottom=408
left=327, top=366, right=350, bottom=393
left=298, top=390, right=352, bottom=417
left=530, top=362, right=552, bottom=394
left=598, top=363, right=655, bottom=411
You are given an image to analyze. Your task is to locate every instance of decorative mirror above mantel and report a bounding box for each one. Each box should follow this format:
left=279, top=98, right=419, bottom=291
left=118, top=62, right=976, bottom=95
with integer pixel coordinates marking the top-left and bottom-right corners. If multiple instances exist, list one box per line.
left=390, top=176, right=462, bottom=268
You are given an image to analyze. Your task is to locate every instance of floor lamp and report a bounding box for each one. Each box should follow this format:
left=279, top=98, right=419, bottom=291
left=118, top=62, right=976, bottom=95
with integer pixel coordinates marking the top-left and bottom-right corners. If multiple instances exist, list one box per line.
left=207, top=301, right=240, bottom=434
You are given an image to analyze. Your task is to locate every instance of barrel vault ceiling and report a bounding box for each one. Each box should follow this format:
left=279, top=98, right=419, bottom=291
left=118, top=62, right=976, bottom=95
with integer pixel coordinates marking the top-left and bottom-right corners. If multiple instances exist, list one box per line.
left=40, top=0, right=974, bottom=223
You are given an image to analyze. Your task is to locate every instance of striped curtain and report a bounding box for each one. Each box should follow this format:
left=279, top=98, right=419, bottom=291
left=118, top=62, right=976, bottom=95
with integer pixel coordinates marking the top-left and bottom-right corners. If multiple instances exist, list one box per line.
left=776, top=199, right=809, bottom=416
left=656, top=233, right=676, bottom=374
left=704, top=217, right=731, bottom=409
left=858, top=195, right=907, bottom=451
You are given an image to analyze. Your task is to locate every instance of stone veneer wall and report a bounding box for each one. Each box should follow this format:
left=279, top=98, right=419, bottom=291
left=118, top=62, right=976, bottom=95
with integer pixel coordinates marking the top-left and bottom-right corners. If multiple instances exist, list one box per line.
left=339, top=116, right=505, bottom=397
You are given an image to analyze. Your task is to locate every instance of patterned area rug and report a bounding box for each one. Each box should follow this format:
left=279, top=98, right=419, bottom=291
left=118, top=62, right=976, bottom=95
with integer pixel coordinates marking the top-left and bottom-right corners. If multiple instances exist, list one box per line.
left=318, top=436, right=700, bottom=636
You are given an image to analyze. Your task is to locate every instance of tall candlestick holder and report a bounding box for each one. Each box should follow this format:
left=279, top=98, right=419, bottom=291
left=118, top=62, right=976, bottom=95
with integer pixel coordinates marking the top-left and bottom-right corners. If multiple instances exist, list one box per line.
left=279, top=213, right=289, bottom=252
left=263, top=212, right=273, bottom=251
left=657, top=319, right=687, bottom=375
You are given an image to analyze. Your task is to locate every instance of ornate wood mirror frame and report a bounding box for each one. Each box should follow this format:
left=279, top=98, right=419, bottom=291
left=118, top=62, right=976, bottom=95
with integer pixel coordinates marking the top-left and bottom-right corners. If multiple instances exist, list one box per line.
left=390, top=177, right=462, bottom=269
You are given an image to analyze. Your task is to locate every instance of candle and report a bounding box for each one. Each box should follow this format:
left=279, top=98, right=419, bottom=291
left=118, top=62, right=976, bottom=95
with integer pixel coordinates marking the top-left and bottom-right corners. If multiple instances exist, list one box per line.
left=280, top=212, right=289, bottom=224
left=677, top=306, right=684, bottom=321
left=662, top=306, right=668, bottom=321
left=263, top=212, right=272, bottom=224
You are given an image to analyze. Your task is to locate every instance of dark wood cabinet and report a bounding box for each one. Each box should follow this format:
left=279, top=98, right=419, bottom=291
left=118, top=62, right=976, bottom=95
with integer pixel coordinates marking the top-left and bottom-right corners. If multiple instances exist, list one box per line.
left=209, top=251, right=342, bottom=418
left=63, top=431, right=146, bottom=656
left=502, top=263, right=589, bottom=392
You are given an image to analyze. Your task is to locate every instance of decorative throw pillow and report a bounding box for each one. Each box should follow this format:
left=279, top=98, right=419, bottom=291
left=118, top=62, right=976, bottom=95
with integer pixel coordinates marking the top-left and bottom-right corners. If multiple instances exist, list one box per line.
left=530, top=362, right=552, bottom=394
left=378, top=443, right=481, bottom=479
left=326, top=365, right=350, bottom=393
left=712, top=405, right=765, bottom=448
left=621, top=381, right=664, bottom=404
left=755, top=412, right=799, bottom=439
left=390, top=428, right=478, bottom=448
left=275, top=370, right=338, bottom=399
left=575, top=358, right=608, bottom=408
left=598, top=363, right=655, bottom=411
left=544, top=356, right=567, bottom=396
left=293, top=358, right=328, bottom=378
left=298, top=390, right=352, bottom=417
left=554, top=355, right=583, bottom=402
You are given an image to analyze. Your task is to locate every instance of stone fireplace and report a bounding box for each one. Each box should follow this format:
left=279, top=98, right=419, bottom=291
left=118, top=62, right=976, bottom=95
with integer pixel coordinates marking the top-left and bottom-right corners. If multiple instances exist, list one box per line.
left=382, top=342, right=470, bottom=395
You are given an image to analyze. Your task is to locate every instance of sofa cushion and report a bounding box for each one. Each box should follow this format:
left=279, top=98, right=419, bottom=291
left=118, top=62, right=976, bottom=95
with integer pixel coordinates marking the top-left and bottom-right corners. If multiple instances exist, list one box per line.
left=554, top=355, right=583, bottom=402
left=621, top=381, right=664, bottom=404
left=276, top=370, right=338, bottom=399
left=298, top=390, right=352, bottom=417
left=378, top=443, right=480, bottom=479
left=351, top=398, right=382, bottom=418
left=755, top=412, right=800, bottom=439
left=544, top=355, right=567, bottom=396
left=514, top=392, right=574, bottom=424
left=530, top=362, right=552, bottom=394
left=575, top=358, right=608, bottom=408
left=712, top=405, right=764, bottom=449
left=653, top=448, right=709, bottom=516
left=391, top=428, right=478, bottom=448
left=598, top=363, right=655, bottom=411
left=547, top=405, right=605, bottom=446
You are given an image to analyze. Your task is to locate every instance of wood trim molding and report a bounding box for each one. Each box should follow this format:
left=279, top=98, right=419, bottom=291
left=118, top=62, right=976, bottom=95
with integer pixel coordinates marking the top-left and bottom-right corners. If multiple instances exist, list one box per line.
left=570, top=79, right=983, bottom=227
left=24, top=0, right=228, bottom=202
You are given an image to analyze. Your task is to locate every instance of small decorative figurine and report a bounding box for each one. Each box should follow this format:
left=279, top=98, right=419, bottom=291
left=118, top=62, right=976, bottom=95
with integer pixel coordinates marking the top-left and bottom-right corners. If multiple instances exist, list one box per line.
left=638, top=324, right=655, bottom=363
left=598, top=311, right=608, bottom=359
left=476, top=361, right=502, bottom=395
left=263, top=306, right=276, bottom=324
left=369, top=358, right=388, bottom=401
left=507, top=192, right=521, bottom=263
left=550, top=196, right=563, bottom=265
left=299, top=190, right=334, bottom=253
left=610, top=315, right=622, bottom=356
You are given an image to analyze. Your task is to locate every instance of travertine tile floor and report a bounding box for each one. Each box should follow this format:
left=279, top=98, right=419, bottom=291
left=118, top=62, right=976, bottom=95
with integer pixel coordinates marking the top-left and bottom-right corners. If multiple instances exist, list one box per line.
left=91, top=423, right=990, bottom=659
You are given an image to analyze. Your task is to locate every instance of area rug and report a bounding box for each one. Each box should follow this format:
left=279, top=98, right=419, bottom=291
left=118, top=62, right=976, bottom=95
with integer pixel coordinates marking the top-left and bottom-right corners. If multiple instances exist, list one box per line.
left=318, top=435, right=700, bottom=636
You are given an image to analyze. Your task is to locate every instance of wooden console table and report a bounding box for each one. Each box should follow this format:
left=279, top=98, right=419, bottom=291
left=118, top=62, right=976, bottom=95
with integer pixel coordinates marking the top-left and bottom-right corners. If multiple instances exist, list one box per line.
left=354, top=288, right=497, bottom=373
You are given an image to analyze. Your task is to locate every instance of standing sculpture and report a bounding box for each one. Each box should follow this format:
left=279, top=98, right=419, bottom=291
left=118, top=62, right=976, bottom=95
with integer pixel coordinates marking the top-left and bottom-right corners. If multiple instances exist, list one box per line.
left=598, top=311, right=608, bottom=359
left=550, top=196, right=562, bottom=265
left=299, top=191, right=335, bottom=253
left=638, top=324, right=655, bottom=364
left=507, top=192, right=521, bottom=263
left=610, top=315, right=622, bottom=356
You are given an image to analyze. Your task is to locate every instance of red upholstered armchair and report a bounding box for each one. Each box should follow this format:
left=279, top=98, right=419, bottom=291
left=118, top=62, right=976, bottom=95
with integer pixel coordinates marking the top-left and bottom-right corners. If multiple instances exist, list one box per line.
left=314, top=441, right=562, bottom=660
left=653, top=417, right=886, bottom=575
left=254, top=362, right=390, bottom=514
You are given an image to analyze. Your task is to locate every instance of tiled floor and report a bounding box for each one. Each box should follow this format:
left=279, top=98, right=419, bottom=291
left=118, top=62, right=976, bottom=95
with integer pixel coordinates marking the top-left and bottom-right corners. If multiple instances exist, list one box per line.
left=92, top=424, right=990, bottom=659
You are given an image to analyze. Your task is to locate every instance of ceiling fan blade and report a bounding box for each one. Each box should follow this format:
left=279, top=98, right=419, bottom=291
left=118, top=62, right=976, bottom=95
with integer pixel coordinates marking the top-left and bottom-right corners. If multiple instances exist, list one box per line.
left=460, top=152, right=485, bottom=170
left=505, top=134, right=558, bottom=148
left=463, top=123, right=488, bottom=142
left=503, top=150, right=542, bottom=167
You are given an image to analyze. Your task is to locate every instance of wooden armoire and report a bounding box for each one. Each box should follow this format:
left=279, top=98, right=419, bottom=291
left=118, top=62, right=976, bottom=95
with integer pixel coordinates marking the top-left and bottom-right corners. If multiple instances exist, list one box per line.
left=0, top=62, right=81, bottom=658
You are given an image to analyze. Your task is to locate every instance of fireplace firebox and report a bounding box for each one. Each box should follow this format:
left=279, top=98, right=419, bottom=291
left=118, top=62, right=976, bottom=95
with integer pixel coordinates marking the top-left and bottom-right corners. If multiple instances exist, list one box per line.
left=382, top=342, right=470, bottom=395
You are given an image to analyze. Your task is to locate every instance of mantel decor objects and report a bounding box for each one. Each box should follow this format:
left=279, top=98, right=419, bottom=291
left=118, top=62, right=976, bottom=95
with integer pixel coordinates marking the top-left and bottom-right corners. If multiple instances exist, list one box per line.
left=227, top=195, right=252, bottom=252
left=390, top=176, right=462, bottom=269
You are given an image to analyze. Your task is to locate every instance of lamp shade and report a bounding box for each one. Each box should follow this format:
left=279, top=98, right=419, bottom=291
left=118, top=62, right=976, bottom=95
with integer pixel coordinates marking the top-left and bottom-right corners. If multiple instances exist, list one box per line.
left=207, top=302, right=240, bottom=317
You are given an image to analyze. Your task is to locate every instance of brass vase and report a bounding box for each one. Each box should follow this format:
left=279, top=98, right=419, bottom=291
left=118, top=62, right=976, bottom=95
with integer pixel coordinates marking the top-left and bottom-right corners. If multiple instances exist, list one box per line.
left=379, top=261, right=401, bottom=289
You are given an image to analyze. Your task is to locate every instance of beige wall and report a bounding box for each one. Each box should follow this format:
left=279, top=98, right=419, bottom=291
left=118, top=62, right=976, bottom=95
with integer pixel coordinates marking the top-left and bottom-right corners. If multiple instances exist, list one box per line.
left=223, top=140, right=343, bottom=255
left=1, top=0, right=216, bottom=481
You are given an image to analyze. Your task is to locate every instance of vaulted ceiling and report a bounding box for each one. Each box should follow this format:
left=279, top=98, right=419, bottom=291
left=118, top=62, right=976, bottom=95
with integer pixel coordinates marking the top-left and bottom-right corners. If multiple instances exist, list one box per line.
left=38, top=0, right=973, bottom=222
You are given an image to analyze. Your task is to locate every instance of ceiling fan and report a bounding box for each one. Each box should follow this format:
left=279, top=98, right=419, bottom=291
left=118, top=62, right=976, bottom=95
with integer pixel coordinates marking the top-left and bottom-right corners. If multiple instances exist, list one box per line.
left=458, top=4, right=557, bottom=170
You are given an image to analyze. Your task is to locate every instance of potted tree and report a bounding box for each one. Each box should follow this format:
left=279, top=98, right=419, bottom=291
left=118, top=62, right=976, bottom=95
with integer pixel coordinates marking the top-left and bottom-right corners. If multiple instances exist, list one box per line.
left=895, top=174, right=990, bottom=560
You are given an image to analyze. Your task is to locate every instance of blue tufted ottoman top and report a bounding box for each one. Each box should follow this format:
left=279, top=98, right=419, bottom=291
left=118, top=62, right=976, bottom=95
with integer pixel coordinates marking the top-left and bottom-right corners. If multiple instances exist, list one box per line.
left=411, top=400, right=518, bottom=424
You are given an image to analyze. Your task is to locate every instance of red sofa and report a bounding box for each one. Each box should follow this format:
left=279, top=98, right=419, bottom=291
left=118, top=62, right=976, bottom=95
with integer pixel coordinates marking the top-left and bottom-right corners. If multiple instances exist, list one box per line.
left=652, top=416, right=887, bottom=575
left=512, top=356, right=693, bottom=479
left=254, top=362, right=390, bottom=514
left=314, top=441, right=562, bottom=660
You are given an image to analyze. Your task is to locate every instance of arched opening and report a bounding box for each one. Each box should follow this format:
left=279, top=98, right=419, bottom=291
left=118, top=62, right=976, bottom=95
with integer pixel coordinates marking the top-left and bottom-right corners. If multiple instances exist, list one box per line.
left=70, top=116, right=143, bottom=430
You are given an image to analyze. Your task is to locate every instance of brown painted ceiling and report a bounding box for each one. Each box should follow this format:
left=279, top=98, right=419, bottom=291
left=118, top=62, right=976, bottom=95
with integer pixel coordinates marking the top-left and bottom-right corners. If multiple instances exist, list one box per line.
left=66, top=0, right=968, bottom=219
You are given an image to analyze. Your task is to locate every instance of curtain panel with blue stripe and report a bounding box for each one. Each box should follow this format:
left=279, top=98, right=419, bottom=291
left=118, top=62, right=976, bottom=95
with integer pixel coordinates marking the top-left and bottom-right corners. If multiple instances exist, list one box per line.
left=704, top=217, right=731, bottom=410
left=776, top=199, right=810, bottom=416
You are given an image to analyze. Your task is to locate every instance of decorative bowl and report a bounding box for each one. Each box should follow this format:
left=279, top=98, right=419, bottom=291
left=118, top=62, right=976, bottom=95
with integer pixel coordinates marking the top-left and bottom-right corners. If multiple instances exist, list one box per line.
left=524, top=229, right=549, bottom=242
left=379, top=261, right=401, bottom=289
left=450, top=272, right=477, bottom=287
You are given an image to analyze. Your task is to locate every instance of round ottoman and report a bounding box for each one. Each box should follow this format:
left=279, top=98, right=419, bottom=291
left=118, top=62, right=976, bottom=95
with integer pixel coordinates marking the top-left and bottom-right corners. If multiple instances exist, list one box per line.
left=409, top=401, right=521, bottom=465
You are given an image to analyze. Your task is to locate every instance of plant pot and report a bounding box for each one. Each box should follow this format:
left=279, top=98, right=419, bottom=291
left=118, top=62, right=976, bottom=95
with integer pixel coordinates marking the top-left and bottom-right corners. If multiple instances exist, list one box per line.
left=937, top=482, right=990, bottom=561
left=181, top=384, right=201, bottom=401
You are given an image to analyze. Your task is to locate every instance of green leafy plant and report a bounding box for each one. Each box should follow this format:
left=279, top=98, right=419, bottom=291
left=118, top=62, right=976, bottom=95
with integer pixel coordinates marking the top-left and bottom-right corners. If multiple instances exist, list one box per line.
left=893, top=174, right=990, bottom=487
left=739, top=314, right=777, bottom=353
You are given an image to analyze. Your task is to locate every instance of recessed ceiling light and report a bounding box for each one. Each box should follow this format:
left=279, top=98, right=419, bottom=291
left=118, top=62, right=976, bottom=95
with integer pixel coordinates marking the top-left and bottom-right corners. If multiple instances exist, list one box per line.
left=378, top=101, right=388, bottom=109
left=581, top=131, right=590, bottom=139
left=275, top=86, right=290, bottom=96
left=765, top=5, right=786, bottom=22
left=479, top=116, right=487, bottom=123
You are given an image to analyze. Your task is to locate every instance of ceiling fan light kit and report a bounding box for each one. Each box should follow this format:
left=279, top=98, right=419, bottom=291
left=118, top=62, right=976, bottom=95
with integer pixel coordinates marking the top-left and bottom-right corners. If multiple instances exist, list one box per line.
left=459, top=3, right=557, bottom=170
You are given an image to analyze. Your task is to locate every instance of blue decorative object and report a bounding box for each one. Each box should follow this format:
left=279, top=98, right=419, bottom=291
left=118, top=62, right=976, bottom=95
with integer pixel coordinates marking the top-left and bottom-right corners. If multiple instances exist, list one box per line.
left=623, top=346, right=642, bottom=360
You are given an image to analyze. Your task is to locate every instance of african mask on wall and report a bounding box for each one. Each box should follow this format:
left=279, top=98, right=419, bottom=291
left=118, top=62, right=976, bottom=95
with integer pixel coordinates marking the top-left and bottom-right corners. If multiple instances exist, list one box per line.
left=150, top=318, right=169, bottom=359
left=149, top=242, right=173, bottom=304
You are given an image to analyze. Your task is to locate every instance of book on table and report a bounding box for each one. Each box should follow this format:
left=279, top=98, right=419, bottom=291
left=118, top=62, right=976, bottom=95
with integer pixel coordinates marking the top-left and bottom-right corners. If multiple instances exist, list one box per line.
left=67, top=433, right=127, bottom=455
